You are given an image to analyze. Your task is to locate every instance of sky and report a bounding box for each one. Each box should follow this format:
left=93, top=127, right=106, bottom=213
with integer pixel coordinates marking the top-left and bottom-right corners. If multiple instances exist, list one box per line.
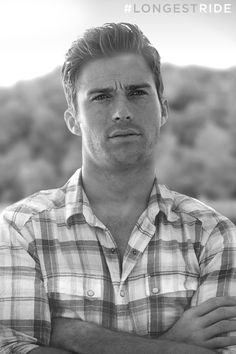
left=0, top=0, right=235, bottom=87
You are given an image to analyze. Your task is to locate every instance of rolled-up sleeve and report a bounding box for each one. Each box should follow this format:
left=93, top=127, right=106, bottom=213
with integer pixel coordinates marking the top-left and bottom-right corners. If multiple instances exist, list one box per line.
left=0, top=210, right=51, bottom=353
left=191, top=217, right=236, bottom=353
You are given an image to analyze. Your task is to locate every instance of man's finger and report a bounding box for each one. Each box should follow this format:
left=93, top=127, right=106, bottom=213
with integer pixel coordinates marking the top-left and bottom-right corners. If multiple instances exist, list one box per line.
left=206, top=320, right=236, bottom=338
left=202, top=306, right=236, bottom=326
left=206, top=334, right=236, bottom=349
left=193, top=297, right=236, bottom=316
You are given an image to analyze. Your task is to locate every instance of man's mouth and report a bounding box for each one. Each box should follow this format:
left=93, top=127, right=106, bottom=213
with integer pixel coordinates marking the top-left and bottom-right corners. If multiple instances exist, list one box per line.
left=109, top=129, right=141, bottom=138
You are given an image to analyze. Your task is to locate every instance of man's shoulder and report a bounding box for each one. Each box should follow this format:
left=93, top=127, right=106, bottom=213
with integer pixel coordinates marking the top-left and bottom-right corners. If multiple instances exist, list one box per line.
left=1, top=186, right=66, bottom=231
left=171, top=190, right=215, bottom=215
left=0, top=169, right=82, bottom=231
left=158, top=183, right=230, bottom=231
left=168, top=187, right=231, bottom=231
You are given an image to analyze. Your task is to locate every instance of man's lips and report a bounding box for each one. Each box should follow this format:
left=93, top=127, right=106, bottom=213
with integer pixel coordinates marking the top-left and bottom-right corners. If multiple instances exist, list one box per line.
left=108, top=129, right=141, bottom=138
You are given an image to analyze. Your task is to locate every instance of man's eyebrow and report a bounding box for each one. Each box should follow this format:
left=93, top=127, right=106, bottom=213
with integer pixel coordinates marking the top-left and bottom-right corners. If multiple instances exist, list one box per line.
left=126, top=83, right=152, bottom=90
left=87, top=83, right=152, bottom=96
left=87, top=87, right=114, bottom=96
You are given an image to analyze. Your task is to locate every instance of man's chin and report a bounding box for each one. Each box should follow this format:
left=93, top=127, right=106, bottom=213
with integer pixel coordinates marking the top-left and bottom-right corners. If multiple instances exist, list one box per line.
left=107, top=151, right=151, bottom=170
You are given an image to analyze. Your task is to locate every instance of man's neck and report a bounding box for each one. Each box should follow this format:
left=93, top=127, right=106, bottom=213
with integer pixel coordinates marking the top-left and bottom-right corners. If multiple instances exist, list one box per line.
left=81, top=162, right=156, bottom=209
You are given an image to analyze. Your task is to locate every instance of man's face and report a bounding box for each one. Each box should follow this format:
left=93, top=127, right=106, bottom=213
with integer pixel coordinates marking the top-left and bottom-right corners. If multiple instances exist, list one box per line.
left=66, top=53, right=167, bottom=170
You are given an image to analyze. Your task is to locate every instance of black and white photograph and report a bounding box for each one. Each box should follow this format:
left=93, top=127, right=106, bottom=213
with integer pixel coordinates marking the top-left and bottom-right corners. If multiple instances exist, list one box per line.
left=0, top=0, right=236, bottom=353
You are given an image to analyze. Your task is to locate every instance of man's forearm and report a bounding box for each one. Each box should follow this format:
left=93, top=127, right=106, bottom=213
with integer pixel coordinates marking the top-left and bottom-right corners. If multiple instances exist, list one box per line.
left=29, top=346, right=72, bottom=354
left=50, top=318, right=216, bottom=354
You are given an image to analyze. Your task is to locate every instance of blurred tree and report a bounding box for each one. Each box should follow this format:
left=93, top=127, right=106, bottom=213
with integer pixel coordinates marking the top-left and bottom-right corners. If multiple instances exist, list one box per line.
left=18, top=159, right=58, bottom=196
left=0, top=142, right=31, bottom=202
left=194, top=123, right=236, bottom=199
left=170, top=103, right=206, bottom=147
left=29, top=106, right=69, bottom=167
left=0, top=100, right=32, bottom=152
left=61, top=139, right=82, bottom=180
left=0, top=65, right=236, bottom=205
left=163, top=66, right=205, bottom=111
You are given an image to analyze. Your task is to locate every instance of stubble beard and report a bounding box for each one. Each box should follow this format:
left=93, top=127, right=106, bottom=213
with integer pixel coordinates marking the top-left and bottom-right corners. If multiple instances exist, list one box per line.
left=83, top=127, right=159, bottom=172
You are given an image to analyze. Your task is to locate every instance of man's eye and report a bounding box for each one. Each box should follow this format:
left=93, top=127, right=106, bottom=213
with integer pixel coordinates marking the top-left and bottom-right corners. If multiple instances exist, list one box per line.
left=129, top=90, right=147, bottom=97
left=93, top=94, right=110, bottom=101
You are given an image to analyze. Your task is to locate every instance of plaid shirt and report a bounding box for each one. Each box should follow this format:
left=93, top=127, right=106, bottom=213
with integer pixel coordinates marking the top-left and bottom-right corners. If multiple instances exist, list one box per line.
left=0, top=168, right=236, bottom=354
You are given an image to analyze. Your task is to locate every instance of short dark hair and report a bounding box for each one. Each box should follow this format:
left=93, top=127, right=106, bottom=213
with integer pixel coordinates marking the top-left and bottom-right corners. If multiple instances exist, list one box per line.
left=62, top=22, right=164, bottom=113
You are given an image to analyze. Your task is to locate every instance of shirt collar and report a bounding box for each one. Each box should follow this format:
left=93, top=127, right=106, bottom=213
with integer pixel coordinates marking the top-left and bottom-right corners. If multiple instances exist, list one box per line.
left=64, top=169, right=179, bottom=227
left=64, top=169, right=106, bottom=228
left=147, top=179, right=179, bottom=223
left=64, top=169, right=84, bottom=226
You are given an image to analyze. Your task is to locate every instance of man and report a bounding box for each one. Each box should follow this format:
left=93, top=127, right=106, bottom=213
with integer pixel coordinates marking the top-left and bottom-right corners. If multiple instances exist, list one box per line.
left=0, top=22, right=236, bottom=354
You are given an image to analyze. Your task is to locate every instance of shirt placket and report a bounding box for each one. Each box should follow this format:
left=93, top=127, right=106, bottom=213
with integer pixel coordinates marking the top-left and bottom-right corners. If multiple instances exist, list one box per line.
left=123, top=217, right=156, bottom=334
left=82, top=191, right=158, bottom=333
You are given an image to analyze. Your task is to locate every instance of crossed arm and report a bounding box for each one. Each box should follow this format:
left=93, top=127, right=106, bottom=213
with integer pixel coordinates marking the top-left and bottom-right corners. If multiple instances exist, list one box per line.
left=1, top=209, right=236, bottom=354
left=28, top=297, right=236, bottom=354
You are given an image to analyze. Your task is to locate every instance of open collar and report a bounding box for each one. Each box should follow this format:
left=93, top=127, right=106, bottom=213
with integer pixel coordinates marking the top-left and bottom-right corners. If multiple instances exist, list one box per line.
left=65, top=169, right=179, bottom=227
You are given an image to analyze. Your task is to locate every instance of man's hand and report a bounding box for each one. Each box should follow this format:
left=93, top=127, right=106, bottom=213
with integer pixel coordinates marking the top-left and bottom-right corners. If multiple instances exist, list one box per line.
left=160, top=296, right=236, bottom=350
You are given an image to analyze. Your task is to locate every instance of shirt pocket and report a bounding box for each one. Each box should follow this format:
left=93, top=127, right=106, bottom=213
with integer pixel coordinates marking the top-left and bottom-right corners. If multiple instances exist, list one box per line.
left=145, top=272, right=198, bottom=297
left=48, top=275, right=104, bottom=323
left=145, top=273, right=198, bottom=336
left=52, top=275, right=103, bottom=298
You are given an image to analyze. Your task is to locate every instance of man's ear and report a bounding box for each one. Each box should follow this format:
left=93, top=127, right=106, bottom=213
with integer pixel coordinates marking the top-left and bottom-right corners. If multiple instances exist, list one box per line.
left=64, top=109, right=81, bottom=136
left=161, top=98, right=168, bottom=127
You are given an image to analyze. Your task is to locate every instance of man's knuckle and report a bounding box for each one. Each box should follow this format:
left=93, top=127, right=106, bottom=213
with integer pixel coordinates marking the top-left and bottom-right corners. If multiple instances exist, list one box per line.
left=228, top=336, right=236, bottom=345
left=210, top=297, right=219, bottom=307
left=186, top=308, right=195, bottom=317
left=215, top=320, right=227, bottom=332
left=217, top=307, right=227, bottom=317
left=211, top=296, right=228, bottom=306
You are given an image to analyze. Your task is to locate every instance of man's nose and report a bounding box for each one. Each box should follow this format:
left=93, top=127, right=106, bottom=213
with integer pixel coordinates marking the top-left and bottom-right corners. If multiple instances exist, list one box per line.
left=112, top=97, right=133, bottom=122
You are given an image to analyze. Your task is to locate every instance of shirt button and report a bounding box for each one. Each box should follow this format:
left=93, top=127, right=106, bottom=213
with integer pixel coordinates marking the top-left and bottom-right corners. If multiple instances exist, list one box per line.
left=152, top=287, right=159, bottom=294
left=111, top=248, right=116, bottom=254
left=132, top=250, right=137, bottom=255
left=120, top=290, right=125, bottom=297
left=87, top=289, right=95, bottom=297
